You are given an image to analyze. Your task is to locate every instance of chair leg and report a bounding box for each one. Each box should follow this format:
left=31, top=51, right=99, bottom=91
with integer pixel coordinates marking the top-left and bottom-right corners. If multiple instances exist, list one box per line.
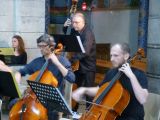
left=0, top=99, right=2, bottom=120
left=158, top=110, right=160, bottom=120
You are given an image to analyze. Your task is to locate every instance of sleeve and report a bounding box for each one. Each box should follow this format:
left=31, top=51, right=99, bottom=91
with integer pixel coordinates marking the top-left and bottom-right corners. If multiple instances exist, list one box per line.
left=20, top=52, right=27, bottom=64
left=63, top=26, right=68, bottom=34
left=18, top=59, right=37, bottom=76
left=60, top=56, right=75, bottom=83
left=22, top=52, right=27, bottom=64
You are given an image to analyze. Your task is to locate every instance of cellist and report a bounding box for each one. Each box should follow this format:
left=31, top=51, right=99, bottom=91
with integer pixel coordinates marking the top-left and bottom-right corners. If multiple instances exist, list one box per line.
left=0, top=34, right=75, bottom=120
left=72, top=43, right=148, bottom=120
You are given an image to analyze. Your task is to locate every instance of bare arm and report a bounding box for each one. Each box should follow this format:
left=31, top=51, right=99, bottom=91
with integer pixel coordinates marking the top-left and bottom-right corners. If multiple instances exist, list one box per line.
left=0, top=60, right=12, bottom=72
left=14, top=71, right=22, bottom=84
left=72, top=86, right=99, bottom=102
left=119, top=63, right=148, bottom=104
left=0, top=60, right=22, bottom=84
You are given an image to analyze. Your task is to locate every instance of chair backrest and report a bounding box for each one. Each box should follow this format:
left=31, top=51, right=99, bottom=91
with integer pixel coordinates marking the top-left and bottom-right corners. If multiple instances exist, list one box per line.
left=144, top=93, right=160, bottom=120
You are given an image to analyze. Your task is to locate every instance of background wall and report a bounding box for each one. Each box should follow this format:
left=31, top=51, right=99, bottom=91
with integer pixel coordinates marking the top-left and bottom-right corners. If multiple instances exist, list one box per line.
left=91, top=9, right=139, bottom=56
left=0, top=0, right=45, bottom=62
left=147, top=0, right=160, bottom=94
left=0, top=0, right=160, bottom=94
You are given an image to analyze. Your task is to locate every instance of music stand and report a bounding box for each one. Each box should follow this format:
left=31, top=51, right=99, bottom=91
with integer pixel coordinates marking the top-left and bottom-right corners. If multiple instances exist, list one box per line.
left=0, top=71, right=21, bottom=98
left=27, top=80, right=74, bottom=116
left=52, top=34, right=85, bottom=53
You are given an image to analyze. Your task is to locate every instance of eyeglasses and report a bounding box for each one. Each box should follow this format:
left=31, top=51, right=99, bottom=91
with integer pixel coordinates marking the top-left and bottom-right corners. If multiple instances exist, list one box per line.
left=37, top=44, right=49, bottom=48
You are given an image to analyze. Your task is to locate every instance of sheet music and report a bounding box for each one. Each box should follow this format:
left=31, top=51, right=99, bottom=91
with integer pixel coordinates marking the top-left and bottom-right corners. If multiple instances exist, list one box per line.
left=76, top=36, right=85, bottom=53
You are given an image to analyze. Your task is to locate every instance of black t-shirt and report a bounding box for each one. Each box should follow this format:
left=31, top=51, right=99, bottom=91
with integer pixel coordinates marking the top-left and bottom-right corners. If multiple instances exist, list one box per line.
left=99, top=67, right=148, bottom=119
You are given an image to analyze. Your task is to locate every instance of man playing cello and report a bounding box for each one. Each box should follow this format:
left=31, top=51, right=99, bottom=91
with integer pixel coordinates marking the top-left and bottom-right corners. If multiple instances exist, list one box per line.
left=72, top=43, right=148, bottom=120
left=0, top=34, right=75, bottom=120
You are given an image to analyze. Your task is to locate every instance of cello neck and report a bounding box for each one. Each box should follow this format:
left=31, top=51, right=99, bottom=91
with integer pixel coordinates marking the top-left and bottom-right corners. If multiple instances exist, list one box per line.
left=94, top=49, right=142, bottom=104
left=34, top=60, right=49, bottom=82
left=95, top=71, right=123, bottom=104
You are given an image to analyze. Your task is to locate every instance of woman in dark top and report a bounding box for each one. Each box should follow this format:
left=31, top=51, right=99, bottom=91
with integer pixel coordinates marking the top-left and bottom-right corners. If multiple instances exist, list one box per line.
left=7, top=35, right=27, bottom=109
left=10, top=35, right=27, bottom=65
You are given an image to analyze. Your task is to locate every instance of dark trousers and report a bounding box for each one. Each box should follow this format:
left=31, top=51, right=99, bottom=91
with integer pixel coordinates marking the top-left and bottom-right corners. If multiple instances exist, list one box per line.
left=73, top=71, right=95, bottom=110
left=48, top=111, right=59, bottom=120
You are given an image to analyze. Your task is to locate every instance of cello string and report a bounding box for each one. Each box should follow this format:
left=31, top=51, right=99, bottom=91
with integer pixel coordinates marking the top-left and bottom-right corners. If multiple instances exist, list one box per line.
left=81, top=100, right=113, bottom=110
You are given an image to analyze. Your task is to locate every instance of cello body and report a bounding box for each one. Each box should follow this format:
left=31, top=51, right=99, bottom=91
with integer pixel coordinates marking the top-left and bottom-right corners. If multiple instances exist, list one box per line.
left=80, top=81, right=130, bottom=120
left=9, top=70, right=58, bottom=120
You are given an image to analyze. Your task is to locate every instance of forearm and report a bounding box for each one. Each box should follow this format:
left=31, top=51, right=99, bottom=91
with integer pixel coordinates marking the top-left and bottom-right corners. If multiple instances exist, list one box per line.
left=0, top=62, right=12, bottom=72
left=14, top=71, right=22, bottom=84
left=56, top=62, right=68, bottom=77
left=72, top=86, right=99, bottom=102
left=84, top=86, right=99, bottom=97
left=129, top=74, right=148, bottom=104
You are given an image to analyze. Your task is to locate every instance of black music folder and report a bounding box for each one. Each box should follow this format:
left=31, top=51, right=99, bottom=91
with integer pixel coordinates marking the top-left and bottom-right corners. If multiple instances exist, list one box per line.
left=27, top=80, right=73, bottom=115
left=0, top=71, right=21, bottom=98
left=52, top=34, right=85, bottom=53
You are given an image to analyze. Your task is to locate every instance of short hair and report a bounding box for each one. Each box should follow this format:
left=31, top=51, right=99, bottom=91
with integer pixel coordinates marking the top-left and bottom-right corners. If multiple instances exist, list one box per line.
left=73, top=12, right=86, bottom=23
left=37, top=34, right=56, bottom=46
left=112, top=43, right=130, bottom=54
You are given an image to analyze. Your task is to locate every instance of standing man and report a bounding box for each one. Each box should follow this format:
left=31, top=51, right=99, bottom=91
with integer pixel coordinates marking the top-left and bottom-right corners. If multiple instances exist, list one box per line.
left=63, top=12, right=97, bottom=110
left=72, top=43, right=148, bottom=120
left=0, top=34, right=75, bottom=120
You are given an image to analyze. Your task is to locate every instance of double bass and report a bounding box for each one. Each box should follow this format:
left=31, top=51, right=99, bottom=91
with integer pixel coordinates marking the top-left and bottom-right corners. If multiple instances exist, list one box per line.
left=65, top=0, right=80, bottom=72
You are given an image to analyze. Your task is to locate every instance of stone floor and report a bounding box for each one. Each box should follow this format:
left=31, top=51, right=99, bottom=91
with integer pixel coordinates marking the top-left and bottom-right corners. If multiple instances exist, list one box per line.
left=1, top=113, right=8, bottom=120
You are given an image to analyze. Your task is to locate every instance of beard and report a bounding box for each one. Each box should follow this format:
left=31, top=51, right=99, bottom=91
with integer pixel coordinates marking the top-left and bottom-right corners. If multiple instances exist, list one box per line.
left=111, top=61, right=125, bottom=68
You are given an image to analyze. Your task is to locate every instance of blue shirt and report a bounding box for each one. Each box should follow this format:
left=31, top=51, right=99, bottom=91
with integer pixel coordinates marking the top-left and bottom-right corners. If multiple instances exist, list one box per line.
left=19, top=55, right=75, bottom=92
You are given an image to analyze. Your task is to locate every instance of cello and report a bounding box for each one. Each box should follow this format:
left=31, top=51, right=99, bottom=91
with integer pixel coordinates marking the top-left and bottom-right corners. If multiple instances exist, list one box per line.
left=9, top=49, right=60, bottom=120
left=80, top=70, right=130, bottom=120
left=79, top=49, right=145, bottom=120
